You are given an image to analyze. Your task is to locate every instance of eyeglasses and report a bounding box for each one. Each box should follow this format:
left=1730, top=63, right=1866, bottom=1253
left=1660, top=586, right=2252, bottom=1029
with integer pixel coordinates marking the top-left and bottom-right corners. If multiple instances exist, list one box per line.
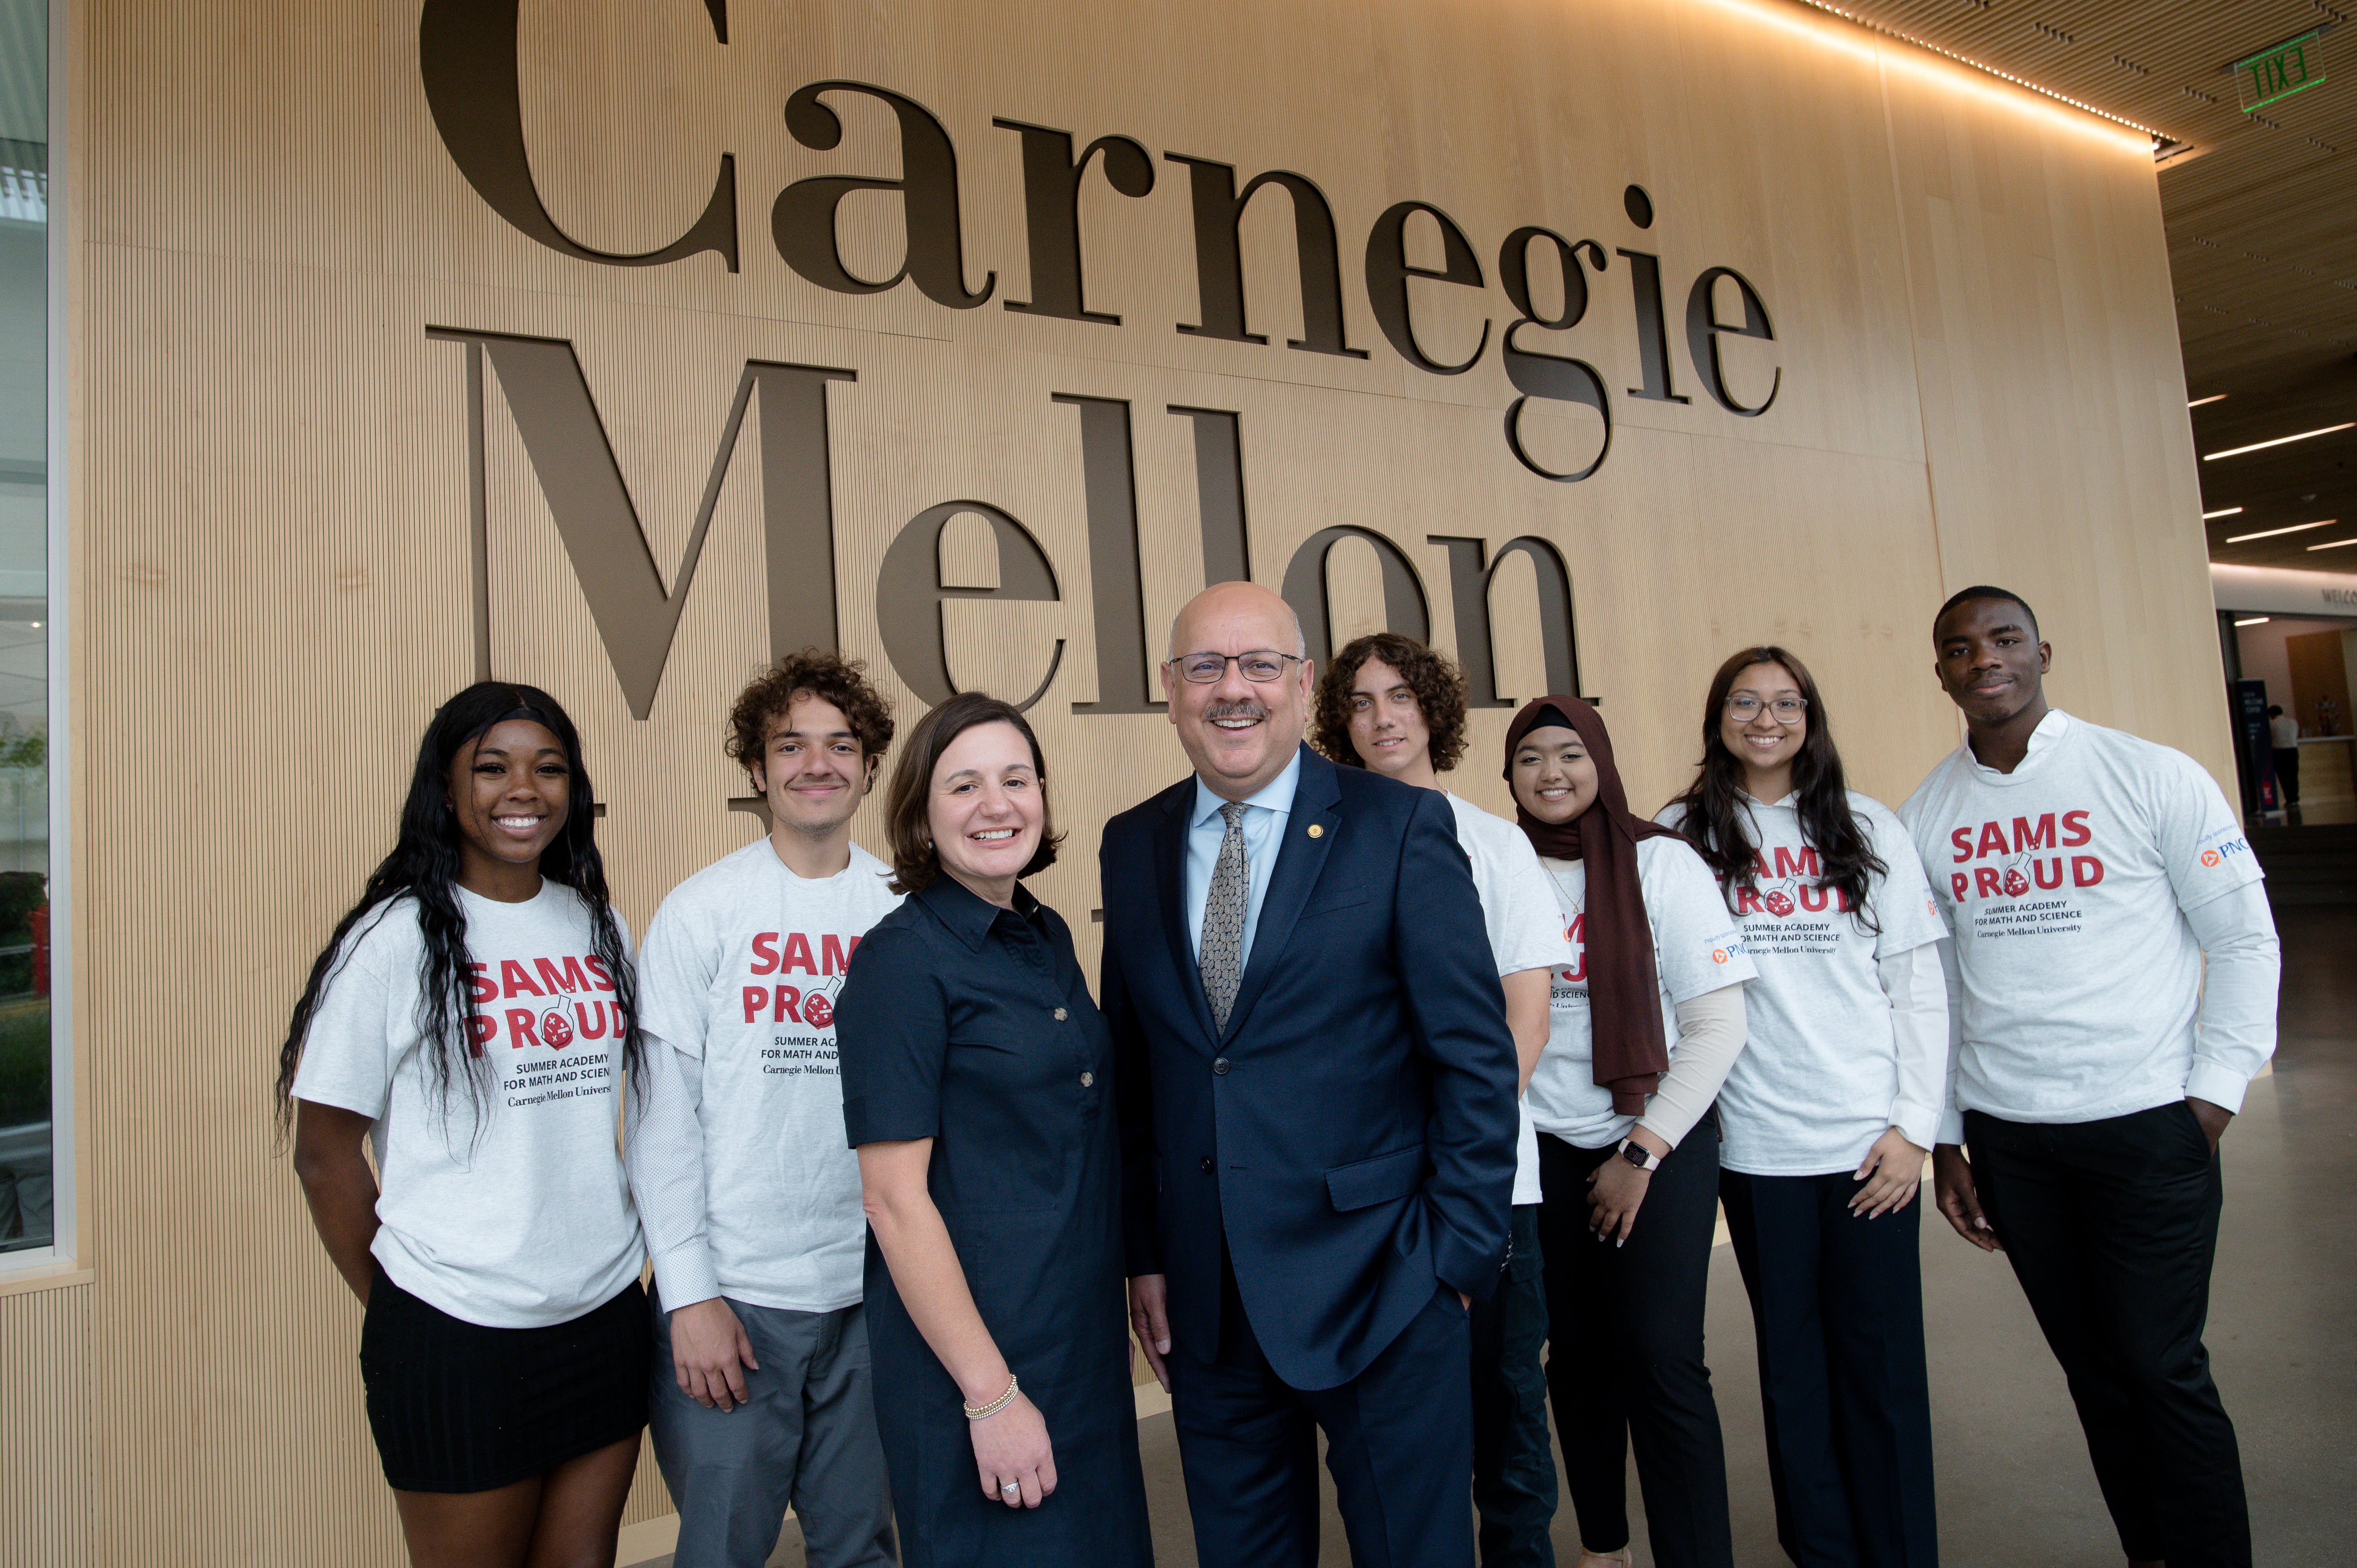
left=1172, top=651, right=1304, bottom=684
left=1726, top=694, right=1808, bottom=724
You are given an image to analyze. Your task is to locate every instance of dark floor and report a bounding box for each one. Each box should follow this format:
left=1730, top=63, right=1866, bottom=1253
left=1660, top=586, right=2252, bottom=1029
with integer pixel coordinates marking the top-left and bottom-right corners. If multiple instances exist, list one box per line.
left=702, top=903, right=2356, bottom=1568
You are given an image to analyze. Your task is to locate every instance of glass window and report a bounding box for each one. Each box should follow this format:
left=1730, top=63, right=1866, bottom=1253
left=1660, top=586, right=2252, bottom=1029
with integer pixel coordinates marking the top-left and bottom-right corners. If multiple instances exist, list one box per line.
left=0, top=0, right=49, bottom=1259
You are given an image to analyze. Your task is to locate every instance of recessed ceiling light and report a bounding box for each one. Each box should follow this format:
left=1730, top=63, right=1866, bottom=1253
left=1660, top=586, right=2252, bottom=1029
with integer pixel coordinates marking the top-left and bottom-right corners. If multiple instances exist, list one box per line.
left=2234, top=616, right=2270, bottom=626
left=2306, top=537, right=2357, bottom=551
left=2203, top=423, right=2356, bottom=461
left=2203, top=506, right=2244, bottom=519
left=2226, top=520, right=2337, bottom=542
left=2189, top=394, right=2228, bottom=408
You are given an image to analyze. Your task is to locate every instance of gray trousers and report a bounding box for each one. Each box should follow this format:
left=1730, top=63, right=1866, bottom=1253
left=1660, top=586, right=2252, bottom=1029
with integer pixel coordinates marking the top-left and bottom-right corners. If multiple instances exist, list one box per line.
left=649, top=1289, right=897, bottom=1568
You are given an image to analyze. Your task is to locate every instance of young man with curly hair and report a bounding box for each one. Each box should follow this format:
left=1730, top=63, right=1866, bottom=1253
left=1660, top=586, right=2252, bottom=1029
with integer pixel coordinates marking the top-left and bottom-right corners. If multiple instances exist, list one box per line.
left=627, top=651, right=903, bottom=1568
left=1315, top=631, right=1566, bottom=1568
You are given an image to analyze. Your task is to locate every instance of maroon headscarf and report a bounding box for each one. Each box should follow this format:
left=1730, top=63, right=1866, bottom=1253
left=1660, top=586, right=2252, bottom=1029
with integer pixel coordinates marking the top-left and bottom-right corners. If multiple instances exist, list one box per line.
left=1503, top=696, right=1685, bottom=1114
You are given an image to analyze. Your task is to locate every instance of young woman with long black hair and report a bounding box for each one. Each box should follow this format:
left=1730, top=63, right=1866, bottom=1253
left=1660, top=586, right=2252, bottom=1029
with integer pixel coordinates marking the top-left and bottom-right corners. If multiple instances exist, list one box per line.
left=278, top=683, right=651, bottom=1568
left=1659, top=647, right=1948, bottom=1568
left=1508, top=695, right=1755, bottom=1568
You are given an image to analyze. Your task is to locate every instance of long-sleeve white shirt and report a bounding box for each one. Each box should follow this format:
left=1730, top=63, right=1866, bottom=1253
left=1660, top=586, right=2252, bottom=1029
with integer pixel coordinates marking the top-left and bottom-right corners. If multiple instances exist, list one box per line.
left=1902, top=710, right=2279, bottom=1140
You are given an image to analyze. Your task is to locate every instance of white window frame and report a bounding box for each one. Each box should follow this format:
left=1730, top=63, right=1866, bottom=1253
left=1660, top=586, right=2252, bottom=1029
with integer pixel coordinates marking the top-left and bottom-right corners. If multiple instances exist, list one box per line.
left=3, top=0, right=70, bottom=1275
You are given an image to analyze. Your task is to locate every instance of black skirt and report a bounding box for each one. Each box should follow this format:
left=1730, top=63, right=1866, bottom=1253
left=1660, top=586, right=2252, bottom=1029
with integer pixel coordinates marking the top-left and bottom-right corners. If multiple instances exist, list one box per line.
left=358, top=1262, right=651, bottom=1493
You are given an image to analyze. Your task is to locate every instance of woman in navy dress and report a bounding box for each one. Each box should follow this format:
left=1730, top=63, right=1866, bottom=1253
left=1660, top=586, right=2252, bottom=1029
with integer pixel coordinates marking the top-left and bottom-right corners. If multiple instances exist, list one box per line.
left=835, top=692, right=1152, bottom=1568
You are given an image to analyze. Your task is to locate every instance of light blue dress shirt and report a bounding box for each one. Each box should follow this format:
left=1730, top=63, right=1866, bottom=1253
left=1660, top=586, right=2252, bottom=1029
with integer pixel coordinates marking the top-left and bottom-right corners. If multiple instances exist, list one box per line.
left=1184, top=747, right=1302, bottom=973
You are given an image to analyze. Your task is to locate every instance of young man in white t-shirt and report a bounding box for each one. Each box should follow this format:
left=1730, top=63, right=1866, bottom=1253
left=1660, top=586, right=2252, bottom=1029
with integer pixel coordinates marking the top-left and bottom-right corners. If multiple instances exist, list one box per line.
left=1314, top=632, right=1564, bottom=1568
left=1901, top=588, right=2279, bottom=1568
left=627, top=653, right=904, bottom=1568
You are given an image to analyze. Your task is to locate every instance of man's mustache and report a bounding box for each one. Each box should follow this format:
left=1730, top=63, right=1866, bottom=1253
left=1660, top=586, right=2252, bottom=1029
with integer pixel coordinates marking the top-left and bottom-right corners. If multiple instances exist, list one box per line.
left=1203, top=701, right=1269, bottom=723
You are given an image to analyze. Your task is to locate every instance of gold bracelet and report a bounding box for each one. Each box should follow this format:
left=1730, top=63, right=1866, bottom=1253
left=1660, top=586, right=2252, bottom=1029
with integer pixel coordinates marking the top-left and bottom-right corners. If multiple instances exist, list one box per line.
left=963, top=1373, right=1019, bottom=1421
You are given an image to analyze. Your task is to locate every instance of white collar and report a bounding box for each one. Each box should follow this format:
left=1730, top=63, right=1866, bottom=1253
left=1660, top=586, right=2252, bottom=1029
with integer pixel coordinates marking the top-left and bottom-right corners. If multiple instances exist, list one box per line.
left=1965, top=708, right=2071, bottom=780
left=1191, top=747, right=1302, bottom=827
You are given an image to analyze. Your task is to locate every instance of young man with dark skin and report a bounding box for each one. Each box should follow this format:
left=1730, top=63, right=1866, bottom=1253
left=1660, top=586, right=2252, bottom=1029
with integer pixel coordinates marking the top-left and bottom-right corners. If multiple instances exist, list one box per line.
left=1899, top=588, right=2279, bottom=1568
left=627, top=653, right=901, bottom=1568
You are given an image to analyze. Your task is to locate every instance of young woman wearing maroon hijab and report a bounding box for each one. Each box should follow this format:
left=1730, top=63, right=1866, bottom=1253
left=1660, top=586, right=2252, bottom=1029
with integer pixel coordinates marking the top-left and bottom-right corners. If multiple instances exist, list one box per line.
left=1508, top=696, right=1756, bottom=1568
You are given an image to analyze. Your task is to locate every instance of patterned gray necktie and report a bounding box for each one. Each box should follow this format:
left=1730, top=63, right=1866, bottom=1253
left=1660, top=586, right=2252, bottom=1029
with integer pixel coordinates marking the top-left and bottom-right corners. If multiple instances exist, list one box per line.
left=1200, top=802, right=1248, bottom=1033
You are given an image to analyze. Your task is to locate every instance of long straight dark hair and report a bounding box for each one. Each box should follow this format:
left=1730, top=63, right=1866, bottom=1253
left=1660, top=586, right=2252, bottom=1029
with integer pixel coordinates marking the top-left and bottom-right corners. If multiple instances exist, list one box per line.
left=273, top=682, right=642, bottom=1139
left=1664, top=646, right=1884, bottom=928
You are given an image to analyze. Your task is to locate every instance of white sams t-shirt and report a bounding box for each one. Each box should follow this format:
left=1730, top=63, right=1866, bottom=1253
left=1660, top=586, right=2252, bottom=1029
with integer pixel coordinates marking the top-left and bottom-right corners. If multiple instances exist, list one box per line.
left=636, top=840, right=903, bottom=1312
left=1526, top=834, right=1758, bottom=1148
left=291, top=882, right=644, bottom=1329
left=1658, top=793, right=1946, bottom=1174
left=1900, top=710, right=2263, bottom=1125
left=1445, top=793, right=1571, bottom=1205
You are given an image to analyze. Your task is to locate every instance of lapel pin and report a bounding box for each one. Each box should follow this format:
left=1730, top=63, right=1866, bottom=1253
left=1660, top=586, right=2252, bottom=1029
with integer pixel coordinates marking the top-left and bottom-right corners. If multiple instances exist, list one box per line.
left=1307, top=823, right=1325, bottom=838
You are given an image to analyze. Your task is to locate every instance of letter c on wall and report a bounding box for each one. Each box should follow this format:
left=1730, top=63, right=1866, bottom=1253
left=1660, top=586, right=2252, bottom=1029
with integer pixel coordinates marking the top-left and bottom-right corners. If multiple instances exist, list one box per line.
left=877, top=503, right=1066, bottom=712
left=419, top=0, right=740, bottom=270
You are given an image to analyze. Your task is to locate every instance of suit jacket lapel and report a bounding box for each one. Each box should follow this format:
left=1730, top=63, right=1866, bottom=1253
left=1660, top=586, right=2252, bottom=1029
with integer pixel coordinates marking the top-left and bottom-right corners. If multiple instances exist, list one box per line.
left=1153, top=784, right=1222, bottom=1050
left=1220, top=746, right=1342, bottom=1042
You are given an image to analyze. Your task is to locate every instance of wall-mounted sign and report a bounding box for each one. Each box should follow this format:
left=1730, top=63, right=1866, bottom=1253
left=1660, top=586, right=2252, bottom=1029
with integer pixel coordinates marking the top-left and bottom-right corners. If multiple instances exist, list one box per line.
left=413, top=0, right=1789, bottom=734
left=2236, top=32, right=2325, bottom=113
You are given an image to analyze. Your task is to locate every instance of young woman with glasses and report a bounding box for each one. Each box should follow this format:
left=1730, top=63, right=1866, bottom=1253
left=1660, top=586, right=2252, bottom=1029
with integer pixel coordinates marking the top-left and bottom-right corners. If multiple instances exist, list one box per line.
left=1658, top=647, right=1949, bottom=1568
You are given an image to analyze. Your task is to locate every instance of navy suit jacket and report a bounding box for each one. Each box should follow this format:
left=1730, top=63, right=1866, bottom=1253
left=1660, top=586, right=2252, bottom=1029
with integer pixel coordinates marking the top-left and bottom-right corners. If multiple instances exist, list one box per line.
left=1101, top=744, right=1519, bottom=1392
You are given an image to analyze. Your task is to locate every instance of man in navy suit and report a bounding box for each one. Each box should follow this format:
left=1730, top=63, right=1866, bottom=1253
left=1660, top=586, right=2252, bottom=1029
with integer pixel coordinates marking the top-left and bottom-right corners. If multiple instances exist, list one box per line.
left=1104, top=581, right=1520, bottom=1567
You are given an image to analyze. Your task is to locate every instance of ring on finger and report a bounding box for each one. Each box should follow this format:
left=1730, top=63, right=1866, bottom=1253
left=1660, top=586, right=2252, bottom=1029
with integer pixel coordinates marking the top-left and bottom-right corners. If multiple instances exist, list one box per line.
left=1001, top=1480, right=1020, bottom=1498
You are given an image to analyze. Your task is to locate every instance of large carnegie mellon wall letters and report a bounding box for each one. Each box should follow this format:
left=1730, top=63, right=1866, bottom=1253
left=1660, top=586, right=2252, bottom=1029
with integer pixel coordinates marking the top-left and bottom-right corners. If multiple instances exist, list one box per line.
left=29, top=0, right=2222, bottom=1558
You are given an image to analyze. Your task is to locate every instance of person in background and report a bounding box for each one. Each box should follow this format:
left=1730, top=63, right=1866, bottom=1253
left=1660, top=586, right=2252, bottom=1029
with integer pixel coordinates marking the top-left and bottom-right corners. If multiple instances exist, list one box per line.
left=1660, top=648, right=1948, bottom=1568
left=2266, top=704, right=2300, bottom=808
left=1313, top=631, right=1565, bottom=1568
left=1509, top=694, right=1753, bottom=1568
left=1903, top=587, right=2279, bottom=1568
left=627, top=651, right=901, bottom=1568
left=1107, top=582, right=1518, bottom=1568
left=835, top=693, right=1151, bottom=1567
left=278, top=683, right=651, bottom=1568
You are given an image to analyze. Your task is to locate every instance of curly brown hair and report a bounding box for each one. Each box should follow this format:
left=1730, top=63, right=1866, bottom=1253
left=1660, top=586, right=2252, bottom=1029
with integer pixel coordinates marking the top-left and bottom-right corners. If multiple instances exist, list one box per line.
left=1311, top=631, right=1470, bottom=773
left=725, top=649, right=896, bottom=781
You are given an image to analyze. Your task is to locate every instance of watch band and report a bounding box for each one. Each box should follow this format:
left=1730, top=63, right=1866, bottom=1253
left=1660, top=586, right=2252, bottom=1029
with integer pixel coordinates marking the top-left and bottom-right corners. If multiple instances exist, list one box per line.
left=1617, top=1137, right=1662, bottom=1172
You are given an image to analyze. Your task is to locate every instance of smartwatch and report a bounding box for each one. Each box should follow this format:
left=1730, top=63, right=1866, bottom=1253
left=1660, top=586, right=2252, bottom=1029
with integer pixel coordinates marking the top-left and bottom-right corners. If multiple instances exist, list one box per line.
left=1617, top=1138, right=1662, bottom=1173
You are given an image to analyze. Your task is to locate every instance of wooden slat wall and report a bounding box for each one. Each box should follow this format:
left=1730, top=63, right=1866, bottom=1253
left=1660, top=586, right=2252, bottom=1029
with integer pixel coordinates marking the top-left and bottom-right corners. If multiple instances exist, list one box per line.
left=1, top=1282, right=95, bottom=1565
left=13, top=0, right=2227, bottom=1559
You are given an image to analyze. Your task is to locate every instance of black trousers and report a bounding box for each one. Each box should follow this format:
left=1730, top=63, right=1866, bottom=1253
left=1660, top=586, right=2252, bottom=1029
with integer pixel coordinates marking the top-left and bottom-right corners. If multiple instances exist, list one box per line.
left=1536, top=1125, right=1732, bottom=1568
left=1720, top=1171, right=1937, bottom=1568
left=1169, top=1266, right=1474, bottom=1568
left=1964, top=1104, right=2250, bottom=1568
left=1471, top=1203, right=1558, bottom=1568
left=2274, top=746, right=2300, bottom=805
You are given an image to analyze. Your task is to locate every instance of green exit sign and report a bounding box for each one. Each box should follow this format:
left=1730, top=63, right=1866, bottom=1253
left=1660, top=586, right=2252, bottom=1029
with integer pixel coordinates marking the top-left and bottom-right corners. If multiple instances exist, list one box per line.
left=2236, top=32, right=2326, bottom=111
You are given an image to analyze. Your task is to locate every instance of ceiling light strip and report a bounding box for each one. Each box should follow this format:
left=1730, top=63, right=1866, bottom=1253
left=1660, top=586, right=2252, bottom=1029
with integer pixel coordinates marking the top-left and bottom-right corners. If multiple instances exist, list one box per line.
left=2226, top=520, right=2336, bottom=542
left=1787, top=0, right=2170, bottom=142
left=2234, top=616, right=2270, bottom=626
left=2202, top=423, right=2357, bottom=461
left=2203, top=506, right=2244, bottom=519
left=2189, top=394, right=2228, bottom=408
left=2307, top=537, right=2357, bottom=551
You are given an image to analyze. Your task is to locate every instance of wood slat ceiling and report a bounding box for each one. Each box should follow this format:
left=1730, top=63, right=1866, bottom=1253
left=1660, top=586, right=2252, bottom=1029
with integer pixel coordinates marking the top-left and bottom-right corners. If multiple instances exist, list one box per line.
left=1817, top=0, right=2357, bottom=572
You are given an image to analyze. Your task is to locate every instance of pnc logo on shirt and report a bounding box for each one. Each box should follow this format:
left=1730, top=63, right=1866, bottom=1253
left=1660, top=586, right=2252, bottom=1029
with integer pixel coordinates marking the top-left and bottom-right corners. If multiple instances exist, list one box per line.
left=2201, top=849, right=2220, bottom=868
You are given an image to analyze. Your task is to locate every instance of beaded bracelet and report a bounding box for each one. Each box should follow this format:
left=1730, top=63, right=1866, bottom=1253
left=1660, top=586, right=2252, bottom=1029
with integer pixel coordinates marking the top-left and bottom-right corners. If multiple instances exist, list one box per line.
left=964, top=1373, right=1019, bottom=1421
